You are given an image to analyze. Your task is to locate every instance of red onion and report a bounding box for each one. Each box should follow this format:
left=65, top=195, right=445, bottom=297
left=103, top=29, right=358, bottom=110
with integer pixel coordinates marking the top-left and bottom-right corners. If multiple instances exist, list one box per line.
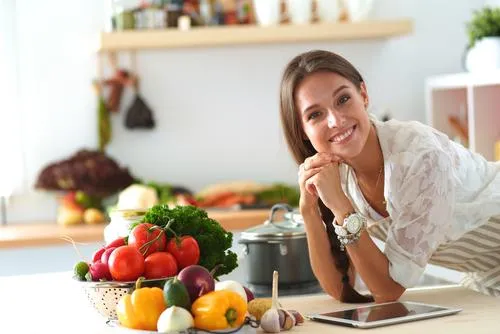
left=177, top=265, right=215, bottom=303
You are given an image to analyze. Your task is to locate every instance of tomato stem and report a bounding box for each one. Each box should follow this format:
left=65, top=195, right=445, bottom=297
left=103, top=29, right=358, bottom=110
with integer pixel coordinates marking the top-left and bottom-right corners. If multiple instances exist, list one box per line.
left=164, top=219, right=177, bottom=237
left=138, top=225, right=165, bottom=256
left=164, top=219, right=181, bottom=246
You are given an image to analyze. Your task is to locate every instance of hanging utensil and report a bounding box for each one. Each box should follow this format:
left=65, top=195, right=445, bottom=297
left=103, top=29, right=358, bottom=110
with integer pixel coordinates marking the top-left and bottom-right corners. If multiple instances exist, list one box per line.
left=124, top=76, right=156, bottom=130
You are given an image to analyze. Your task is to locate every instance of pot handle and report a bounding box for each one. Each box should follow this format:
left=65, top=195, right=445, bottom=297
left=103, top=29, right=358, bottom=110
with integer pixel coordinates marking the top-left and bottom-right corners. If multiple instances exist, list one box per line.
left=238, top=240, right=288, bottom=256
left=268, top=241, right=288, bottom=256
left=268, top=203, right=298, bottom=229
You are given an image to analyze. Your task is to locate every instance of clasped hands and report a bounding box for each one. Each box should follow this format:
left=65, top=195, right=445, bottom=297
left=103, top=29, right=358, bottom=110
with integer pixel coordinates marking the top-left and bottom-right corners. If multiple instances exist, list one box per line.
left=298, top=152, right=350, bottom=213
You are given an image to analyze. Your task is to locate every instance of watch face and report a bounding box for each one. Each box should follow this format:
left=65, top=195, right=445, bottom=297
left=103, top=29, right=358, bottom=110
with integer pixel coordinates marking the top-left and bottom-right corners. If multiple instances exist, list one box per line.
left=345, top=214, right=364, bottom=234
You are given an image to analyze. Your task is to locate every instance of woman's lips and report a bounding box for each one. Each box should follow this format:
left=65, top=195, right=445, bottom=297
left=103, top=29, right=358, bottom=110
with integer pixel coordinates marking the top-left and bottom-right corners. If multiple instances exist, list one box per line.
left=329, top=125, right=356, bottom=144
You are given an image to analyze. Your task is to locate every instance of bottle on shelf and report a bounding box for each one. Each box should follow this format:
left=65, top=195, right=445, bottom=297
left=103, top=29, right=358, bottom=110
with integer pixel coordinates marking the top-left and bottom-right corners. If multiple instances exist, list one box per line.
left=110, top=0, right=168, bottom=30
left=236, top=0, right=252, bottom=24
left=199, top=0, right=215, bottom=25
left=111, top=0, right=139, bottom=30
left=165, top=0, right=184, bottom=28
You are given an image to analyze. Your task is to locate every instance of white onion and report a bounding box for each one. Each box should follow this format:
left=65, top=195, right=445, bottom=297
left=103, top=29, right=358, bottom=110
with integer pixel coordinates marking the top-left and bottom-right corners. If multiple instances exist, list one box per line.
left=214, top=280, right=248, bottom=303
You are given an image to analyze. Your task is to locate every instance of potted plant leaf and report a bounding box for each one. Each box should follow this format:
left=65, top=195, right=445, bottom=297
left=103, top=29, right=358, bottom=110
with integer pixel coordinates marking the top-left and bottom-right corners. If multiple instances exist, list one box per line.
left=465, top=6, right=500, bottom=72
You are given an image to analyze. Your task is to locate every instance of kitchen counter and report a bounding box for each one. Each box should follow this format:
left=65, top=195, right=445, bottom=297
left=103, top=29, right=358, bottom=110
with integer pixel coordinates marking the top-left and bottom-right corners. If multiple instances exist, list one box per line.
left=0, top=209, right=269, bottom=249
left=1, top=271, right=498, bottom=333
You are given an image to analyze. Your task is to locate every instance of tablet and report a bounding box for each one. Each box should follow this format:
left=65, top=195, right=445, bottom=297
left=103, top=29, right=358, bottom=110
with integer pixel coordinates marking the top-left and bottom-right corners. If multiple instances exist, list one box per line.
left=307, top=301, right=462, bottom=329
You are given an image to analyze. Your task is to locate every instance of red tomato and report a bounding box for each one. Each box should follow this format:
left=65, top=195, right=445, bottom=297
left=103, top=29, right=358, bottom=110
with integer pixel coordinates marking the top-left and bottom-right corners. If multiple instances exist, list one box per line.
left=106, top=237, right=126, bottom=249
left=128, top=223, right=167, bottom=257
left=108, top=245, right=145, bottom=281
left=92, top=247, right=106, bottom=263
left=100, top=247, right=116, bottom=265
left=143, top=252, right=178, bottom=279
left=166, top=236, right=200, bottom=269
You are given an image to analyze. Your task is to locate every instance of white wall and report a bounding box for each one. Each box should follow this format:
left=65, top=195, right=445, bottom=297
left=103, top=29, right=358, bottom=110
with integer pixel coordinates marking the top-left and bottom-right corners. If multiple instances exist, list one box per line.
left=485, top=0, right=500, bottom=5
left=6, top=0, right=487, bottom=222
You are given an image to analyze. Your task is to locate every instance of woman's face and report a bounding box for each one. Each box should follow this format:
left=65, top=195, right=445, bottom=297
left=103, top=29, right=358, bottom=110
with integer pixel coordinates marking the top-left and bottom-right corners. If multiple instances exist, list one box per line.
left=295, top=71, right=371, bottom=160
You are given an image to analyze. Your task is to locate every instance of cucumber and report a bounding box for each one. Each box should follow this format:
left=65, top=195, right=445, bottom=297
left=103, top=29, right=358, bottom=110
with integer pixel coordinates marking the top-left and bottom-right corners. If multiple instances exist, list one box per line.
left=73, top=261, right=89, bottom=281
left=163, top=277, right=191, bottom=311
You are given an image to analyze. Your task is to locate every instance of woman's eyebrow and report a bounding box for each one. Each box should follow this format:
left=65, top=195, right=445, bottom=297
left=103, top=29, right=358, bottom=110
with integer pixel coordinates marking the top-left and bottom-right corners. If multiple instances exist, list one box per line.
left=302, top=84, right=349, bottom=114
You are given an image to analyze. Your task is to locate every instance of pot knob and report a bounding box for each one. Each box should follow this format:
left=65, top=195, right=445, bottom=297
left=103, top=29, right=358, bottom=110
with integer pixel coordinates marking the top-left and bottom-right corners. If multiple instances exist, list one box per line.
left=267, top=203, right=299, bottom=229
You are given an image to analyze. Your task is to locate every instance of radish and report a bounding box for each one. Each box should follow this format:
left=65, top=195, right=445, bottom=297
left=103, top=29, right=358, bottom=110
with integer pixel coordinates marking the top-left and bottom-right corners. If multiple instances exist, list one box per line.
left=92, top=247, right=106, bottom=263
left=89, top=260, right=112, bottom=281
left=100, top=247, right=116, bottom=265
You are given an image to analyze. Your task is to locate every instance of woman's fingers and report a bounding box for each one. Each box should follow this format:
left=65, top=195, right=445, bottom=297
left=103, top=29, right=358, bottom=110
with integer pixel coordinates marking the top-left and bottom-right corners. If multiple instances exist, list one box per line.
left=300, top=161, right=341, bottom=197
left=303, top=153, right=341, bottom=171
left=298, top=166, right=322, bottom=180
left=298, top=165, right=321, bottom=197
left=305, top=180, right=318, bottom=197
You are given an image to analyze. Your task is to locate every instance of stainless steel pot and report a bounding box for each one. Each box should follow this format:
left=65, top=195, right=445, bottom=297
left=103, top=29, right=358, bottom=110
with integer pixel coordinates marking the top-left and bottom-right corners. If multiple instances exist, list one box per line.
left=238, top=204, right=317, bottom=286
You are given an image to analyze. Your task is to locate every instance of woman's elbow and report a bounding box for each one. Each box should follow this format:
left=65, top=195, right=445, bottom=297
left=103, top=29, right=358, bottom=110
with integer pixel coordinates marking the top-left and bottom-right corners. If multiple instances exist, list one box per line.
left=318, top=281, right=343, bottom=301
left=373, top=286, right=405, bottom=303
left=325, top=288, right=342, bottom=301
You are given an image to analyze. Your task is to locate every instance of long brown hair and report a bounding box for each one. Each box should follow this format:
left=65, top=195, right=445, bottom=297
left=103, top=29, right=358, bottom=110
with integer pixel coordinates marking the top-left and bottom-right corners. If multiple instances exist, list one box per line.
left=279, top=50, right=373, bottom=303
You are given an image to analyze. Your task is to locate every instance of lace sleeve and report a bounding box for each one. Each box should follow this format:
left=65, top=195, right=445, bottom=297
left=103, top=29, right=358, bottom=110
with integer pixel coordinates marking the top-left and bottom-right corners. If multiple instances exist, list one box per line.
left=384, top=149, right=455, bottom=288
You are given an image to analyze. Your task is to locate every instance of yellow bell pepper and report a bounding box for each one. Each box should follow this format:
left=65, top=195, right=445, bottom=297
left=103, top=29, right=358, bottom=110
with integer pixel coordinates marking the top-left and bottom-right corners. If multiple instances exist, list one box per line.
left=116, top=277, right=167, bottom=331
left=191, top=290, right=247, bottom=331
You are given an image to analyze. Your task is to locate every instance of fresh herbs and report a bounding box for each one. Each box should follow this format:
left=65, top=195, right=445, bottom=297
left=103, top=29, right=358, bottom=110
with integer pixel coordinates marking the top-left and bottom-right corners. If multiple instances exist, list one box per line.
left=467, top=6, right=500, bottom=48
left=139, top=204, right=237, bottom=278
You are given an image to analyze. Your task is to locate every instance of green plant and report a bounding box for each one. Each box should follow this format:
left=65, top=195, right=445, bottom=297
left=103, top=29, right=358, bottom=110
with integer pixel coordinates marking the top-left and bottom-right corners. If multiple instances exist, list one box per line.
left=466, top=6, right=500, bottom=48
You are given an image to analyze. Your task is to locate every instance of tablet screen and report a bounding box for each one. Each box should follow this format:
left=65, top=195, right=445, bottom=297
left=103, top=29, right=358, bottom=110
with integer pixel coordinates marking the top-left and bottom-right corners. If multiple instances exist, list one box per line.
left=320, top=302, right=449, bottom=323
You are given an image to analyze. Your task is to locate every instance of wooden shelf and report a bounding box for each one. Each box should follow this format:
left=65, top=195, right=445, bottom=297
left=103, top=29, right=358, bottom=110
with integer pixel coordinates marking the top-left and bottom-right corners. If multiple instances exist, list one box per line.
left=99, top=19, right=413, bottom=51
left=0, top=209, right=270, bottom=249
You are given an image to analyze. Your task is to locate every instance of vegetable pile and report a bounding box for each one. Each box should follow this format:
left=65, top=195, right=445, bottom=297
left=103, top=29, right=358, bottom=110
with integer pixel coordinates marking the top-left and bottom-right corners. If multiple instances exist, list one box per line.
left=72, top=204, right=305, bottom=332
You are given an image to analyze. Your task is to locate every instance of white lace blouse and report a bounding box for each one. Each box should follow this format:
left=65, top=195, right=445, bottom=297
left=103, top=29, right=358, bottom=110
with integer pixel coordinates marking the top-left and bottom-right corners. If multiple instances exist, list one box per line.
left=340, top=116, right=500, bottom=290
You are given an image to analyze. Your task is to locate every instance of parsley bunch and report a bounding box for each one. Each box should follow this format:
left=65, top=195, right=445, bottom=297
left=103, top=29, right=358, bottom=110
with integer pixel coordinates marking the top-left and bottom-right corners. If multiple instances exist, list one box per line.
left=141, top=204, right=238, bottom=278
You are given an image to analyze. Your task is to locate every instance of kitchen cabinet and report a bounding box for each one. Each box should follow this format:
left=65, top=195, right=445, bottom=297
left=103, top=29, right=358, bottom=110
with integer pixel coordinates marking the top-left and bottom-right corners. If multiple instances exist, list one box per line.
left=98, top=19, right=413, bottom=51
left=425, top=71, right=500, bottom=161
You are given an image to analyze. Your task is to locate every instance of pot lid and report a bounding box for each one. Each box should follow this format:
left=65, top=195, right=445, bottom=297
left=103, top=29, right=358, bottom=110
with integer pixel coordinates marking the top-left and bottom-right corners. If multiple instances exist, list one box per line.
left=240, top=204, right=305, bottom=241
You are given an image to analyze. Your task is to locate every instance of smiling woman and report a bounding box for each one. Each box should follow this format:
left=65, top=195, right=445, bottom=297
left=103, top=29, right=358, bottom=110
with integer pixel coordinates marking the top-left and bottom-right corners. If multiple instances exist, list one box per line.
left=279, top=50, right=500, bottom=302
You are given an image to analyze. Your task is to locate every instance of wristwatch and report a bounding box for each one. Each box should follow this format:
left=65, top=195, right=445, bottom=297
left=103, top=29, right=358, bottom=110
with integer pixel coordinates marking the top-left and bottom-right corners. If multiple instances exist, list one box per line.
left=333, top=212, right=367, bottom=250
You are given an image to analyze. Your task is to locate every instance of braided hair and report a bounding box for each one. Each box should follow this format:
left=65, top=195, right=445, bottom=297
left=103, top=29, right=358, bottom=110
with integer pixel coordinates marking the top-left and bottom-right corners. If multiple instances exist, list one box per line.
left=318, top=200, right=373, bottom=302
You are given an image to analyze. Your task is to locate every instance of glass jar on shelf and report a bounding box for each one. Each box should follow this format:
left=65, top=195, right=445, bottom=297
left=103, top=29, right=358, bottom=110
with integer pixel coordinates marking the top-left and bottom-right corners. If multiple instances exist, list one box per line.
left=109, top=0, right=169, bottom=31
left=104, top=209, right=147, bottom=244
left=136, top=0, right=167, bottom=29
left=110, top=0, right=140, bottom=31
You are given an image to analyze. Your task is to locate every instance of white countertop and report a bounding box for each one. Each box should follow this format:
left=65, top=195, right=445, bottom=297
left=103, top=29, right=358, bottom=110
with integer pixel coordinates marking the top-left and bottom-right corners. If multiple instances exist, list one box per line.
left=1, top=271, right=498, bottom=334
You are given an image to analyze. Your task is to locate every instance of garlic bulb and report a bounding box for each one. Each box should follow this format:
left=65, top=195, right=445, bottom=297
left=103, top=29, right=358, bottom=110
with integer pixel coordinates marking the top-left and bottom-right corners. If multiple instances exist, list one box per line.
left=260, top=271, right=282, bottom=333
left=259, top=271, right=299, bottom=332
